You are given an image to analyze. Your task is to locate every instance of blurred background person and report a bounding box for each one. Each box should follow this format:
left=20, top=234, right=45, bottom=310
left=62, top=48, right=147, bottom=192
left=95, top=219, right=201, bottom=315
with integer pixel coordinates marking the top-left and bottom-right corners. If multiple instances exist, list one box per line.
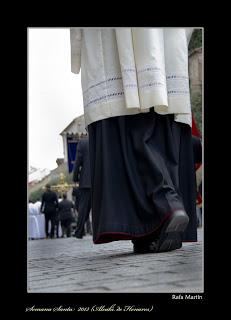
left=58, top=193, right=75, bottom=238
left=73, top=137, right=92, bottom=239
left=41, top=184, right=59, bottom=239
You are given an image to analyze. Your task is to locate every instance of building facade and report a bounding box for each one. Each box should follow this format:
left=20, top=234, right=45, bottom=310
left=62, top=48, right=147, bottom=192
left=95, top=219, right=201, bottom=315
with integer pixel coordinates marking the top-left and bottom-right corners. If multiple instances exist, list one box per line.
left=60, top=115, right=87, bottom=173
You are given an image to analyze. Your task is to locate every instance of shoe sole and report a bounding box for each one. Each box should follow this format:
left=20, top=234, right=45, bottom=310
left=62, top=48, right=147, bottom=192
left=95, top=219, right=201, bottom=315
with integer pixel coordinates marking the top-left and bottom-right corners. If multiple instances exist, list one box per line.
left=157, top=210, right=189, bottom=252
left=157, top=232, right=182, bottom=252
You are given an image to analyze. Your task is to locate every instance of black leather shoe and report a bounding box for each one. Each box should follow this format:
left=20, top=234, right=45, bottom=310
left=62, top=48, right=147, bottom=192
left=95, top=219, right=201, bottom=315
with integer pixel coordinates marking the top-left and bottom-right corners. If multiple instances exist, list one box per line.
left=133, top=210, right=189, bottom=254
left=155, top=209, right=189, bottom=252
left=75, top=234, right=83, bottom=239
left=133, top=241, right=158, bottom=254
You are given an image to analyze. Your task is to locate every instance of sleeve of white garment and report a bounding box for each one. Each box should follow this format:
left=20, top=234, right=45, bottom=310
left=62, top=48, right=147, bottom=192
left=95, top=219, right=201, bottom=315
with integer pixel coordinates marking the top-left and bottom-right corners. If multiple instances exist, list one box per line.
left=173, top=28, right=195, bottom=127
left=70, top=28, right=82, bottom=74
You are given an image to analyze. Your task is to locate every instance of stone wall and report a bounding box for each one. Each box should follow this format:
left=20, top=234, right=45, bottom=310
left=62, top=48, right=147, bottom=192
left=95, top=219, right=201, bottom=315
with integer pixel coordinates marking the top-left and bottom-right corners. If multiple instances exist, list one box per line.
left=189, top=47, right=202, bottom=94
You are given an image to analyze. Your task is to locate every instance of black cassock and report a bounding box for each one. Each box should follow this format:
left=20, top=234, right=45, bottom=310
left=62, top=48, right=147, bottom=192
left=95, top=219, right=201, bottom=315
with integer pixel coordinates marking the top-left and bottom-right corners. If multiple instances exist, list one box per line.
left=88, top=108, right=197, bottom=244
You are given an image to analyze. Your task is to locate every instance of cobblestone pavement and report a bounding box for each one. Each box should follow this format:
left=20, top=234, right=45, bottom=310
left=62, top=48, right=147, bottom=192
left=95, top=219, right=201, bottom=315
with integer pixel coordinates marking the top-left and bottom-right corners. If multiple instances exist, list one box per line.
left=27, top=228, right=203, bottom=293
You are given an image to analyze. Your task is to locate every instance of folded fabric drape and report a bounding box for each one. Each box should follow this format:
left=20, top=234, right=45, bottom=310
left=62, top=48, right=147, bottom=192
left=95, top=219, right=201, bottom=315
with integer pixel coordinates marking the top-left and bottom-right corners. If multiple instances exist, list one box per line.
left=116, top=28, right=192, bottom=125
left=70, top=28, right=194, bottom=127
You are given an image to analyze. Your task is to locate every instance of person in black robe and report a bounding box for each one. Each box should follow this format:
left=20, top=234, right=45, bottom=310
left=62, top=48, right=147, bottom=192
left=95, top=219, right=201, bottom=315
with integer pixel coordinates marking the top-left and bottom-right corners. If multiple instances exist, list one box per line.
left=88, top=108, right=197, bottom=253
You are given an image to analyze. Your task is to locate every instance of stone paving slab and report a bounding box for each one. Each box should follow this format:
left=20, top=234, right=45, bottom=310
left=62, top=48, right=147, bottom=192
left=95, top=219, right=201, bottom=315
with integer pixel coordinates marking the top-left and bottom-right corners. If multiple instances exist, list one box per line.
left=27, top=228, right=203, bottom=293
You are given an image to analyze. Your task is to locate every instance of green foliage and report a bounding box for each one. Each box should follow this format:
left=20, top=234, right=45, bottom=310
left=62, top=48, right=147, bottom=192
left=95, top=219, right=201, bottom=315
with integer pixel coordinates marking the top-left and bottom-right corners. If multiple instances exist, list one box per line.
left=49, top=176, right=60, bottom=186
left=189, top=29, right=202, bottom=52
left=29, top=188, right=44, bottom=202
left=65, top=172, right=74, bottom=184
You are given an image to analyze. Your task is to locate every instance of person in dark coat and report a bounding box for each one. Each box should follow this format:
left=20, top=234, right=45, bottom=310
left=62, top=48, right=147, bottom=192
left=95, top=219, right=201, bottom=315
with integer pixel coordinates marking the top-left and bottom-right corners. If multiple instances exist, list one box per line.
left=41, top=184, right=58, bottom=238
left=72, top=186, right=92, bottom=236
left=58, top=193, right=75, bottom=237
left=72, top=186, right=81, bottom=212
left=73, top=137, right=92, bottom=239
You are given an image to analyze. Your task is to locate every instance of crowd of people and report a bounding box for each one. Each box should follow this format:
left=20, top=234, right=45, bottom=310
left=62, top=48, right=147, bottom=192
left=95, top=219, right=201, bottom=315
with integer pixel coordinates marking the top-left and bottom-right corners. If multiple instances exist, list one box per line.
left=28, top=185, right=92, bottom=240
left=29, top=135, right=93, bottom=240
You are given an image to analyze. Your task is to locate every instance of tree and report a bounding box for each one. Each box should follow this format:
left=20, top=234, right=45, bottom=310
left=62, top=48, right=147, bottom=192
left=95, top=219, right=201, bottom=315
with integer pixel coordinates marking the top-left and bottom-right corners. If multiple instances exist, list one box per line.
left=189, top=29, right=202, bottom=52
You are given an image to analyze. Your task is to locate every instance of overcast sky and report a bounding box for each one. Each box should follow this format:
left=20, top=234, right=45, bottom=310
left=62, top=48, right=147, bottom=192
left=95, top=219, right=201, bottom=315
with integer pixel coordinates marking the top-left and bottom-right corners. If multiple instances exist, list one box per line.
left=28, top=28, right=83, bottom=171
